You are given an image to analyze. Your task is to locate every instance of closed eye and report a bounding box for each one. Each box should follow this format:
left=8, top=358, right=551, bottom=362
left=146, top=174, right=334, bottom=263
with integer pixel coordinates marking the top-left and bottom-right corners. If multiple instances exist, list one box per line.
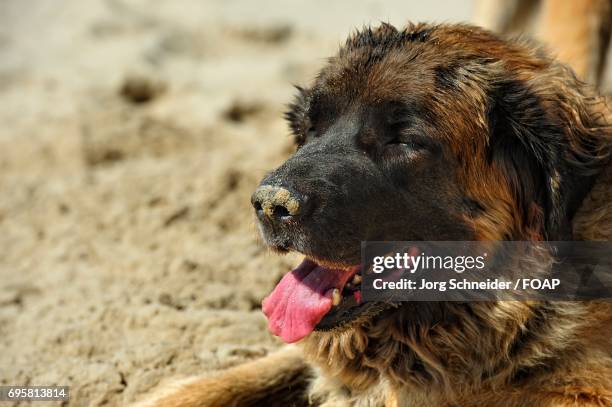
left=383, top=129, right=440, bottom=161
left=387, top=137, right=429, bottom=150
left=386, top=128, right=435, bottom=149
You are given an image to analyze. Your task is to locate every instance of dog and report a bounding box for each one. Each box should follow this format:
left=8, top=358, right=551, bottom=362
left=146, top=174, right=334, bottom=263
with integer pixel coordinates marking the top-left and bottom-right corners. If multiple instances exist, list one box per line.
left=136, top=22, right=612, bottom=406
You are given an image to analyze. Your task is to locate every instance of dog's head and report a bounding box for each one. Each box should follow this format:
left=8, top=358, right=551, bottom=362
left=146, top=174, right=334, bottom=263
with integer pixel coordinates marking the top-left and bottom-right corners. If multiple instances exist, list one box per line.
left=252, top=23, right=610, bottom=343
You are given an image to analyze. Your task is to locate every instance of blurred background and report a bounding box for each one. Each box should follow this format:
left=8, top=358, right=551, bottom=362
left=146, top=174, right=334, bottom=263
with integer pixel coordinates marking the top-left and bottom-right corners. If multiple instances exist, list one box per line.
left=0, top=0, right=609, bottom=405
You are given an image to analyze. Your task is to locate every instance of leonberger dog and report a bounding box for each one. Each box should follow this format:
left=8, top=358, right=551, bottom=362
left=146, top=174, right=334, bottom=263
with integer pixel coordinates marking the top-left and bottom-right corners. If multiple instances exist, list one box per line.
left=138, top=23, right=611, bottom=406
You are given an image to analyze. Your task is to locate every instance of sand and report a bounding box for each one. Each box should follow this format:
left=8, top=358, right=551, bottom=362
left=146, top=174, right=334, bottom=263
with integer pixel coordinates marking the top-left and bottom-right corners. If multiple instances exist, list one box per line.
left=2, top=1, right=605, bottom=406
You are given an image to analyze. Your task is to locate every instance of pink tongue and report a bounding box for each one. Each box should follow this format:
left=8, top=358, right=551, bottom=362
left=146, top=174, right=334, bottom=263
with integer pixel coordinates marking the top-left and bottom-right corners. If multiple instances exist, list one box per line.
left=262, top=259, right=357, bottom=343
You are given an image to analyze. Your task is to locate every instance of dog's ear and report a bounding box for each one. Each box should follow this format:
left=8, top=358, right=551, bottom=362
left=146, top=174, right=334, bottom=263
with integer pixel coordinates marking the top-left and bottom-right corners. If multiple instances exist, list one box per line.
left=284, top=86, right=312, bottom=146
left=487, top=73, right=609, bottom=240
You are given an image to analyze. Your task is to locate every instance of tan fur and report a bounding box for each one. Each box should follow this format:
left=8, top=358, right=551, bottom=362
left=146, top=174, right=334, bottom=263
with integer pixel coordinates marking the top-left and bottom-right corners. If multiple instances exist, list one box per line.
left=135, top=24, right=612, bottom=407
left=540, top=0, right=611, bottom=86
left=474, top=0, right=611, bottom=87
left=132, top=346, right=308, bottom=407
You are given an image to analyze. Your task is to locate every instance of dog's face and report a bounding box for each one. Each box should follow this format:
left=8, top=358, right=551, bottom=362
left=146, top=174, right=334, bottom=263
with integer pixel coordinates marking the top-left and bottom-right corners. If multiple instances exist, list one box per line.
left=253, top=23, right=607, bottom=342
left=256, top=81, right=475, bottom=262
left=255, top=25, right=480, bottom=266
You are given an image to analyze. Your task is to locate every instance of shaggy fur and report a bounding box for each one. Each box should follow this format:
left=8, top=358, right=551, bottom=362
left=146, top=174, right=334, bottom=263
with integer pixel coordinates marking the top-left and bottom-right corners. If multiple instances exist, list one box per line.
left=136, top=23, right=611, bottom=407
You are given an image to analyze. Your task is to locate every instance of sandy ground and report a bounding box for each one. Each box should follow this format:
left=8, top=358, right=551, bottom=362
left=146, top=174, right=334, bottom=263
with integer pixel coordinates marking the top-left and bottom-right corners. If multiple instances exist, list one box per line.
left=0, top=1, right=607, bottom=406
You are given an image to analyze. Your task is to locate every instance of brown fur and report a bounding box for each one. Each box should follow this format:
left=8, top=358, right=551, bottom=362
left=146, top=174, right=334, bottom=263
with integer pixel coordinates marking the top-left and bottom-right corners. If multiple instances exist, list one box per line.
left=132, top=346, right=309, bottom=407
left=135, top=24, right=612, bottom=407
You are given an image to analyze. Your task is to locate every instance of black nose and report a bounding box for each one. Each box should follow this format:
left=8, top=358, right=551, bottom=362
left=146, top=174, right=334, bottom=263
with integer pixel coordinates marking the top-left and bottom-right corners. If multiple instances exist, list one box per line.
left=251, top=185, right=304, bottom=222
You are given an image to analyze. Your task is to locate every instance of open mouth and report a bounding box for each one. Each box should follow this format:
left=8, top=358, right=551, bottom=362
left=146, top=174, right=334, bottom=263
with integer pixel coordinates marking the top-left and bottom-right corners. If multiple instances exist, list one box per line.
left=261, top=257, right=386, bottom=343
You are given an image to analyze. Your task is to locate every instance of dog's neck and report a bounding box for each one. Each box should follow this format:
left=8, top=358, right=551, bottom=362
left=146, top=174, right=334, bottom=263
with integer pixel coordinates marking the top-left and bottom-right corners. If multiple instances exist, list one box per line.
left=302, top=300, right=589, bottom=403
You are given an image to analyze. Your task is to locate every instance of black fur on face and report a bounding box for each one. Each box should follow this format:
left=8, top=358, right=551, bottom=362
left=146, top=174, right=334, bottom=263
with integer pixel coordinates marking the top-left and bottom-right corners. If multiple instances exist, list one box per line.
left=256, top=96, right=474, bottom=265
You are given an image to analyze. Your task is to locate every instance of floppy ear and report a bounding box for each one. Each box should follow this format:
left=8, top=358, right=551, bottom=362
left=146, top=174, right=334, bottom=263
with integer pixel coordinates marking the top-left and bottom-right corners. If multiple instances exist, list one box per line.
left=487, top=74, right=609, bottom=240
